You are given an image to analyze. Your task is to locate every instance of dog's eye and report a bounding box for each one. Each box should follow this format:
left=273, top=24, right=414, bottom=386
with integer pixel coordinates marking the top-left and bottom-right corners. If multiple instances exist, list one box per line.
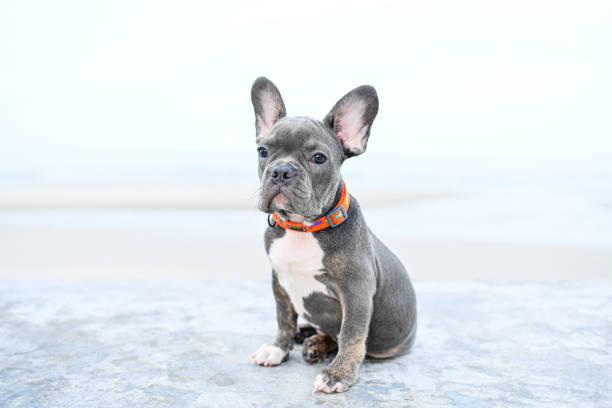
left=312, top=153, right=327, bottom=164
left=258, top=148, right=268, bottom=158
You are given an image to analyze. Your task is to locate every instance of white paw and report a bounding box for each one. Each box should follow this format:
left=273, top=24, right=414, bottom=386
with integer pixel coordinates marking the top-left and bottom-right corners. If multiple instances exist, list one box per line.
left=312, top=373, right=350, bottom=393
left=250, top=344, right=287, bottom=366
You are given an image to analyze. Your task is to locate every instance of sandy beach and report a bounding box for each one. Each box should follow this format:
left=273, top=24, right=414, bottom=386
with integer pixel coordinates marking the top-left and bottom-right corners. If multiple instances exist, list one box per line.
left=1, top=203, right=610, bottom=281
left=1, top=170, right=610, bottom=281
left=0, top=184, right=452, bottom=210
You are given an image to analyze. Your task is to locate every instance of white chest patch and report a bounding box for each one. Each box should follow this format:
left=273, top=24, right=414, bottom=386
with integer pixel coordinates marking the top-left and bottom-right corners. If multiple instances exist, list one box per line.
left=268, top=230, right=330, bottom=316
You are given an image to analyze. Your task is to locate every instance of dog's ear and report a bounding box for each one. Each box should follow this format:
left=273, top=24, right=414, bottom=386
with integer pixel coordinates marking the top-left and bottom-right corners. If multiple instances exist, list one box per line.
left=251, top=77, right=286, bottom=141
left=324, top=85, right=379, bottom=157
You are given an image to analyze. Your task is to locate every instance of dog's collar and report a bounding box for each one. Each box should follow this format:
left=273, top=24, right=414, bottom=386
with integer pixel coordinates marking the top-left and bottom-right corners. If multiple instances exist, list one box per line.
left=269, top=181, right=350, bottom=232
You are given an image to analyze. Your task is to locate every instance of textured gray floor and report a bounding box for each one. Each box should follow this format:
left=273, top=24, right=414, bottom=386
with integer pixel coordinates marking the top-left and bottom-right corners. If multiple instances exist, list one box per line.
left=1, top=280, right=611, bottom=408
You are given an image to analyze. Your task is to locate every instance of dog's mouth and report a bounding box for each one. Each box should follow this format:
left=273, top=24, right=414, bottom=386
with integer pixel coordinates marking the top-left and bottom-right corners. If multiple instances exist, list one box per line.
left=268, top=191, right=293, bottom=213
left=259, top=184, right=294, bottom=214
left=271, top=193, right=289, bottom=205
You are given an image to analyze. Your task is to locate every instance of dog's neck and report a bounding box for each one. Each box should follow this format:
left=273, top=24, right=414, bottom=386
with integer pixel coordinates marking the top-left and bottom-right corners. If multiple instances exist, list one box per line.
left=283, top=179, right=344, bottom=225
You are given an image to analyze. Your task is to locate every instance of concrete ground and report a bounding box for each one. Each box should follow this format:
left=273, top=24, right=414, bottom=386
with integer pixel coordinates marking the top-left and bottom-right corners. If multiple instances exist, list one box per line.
left=1, top=280, right=610, bottom=407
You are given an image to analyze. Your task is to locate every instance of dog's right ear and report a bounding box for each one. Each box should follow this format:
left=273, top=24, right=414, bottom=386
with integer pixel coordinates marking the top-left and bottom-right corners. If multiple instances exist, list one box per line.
left=251, top=77, right=286, bottom=141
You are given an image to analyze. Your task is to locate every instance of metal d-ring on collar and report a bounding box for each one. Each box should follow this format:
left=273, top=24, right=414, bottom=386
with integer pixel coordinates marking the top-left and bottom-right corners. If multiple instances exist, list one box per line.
left=267, top=214, right=277, bottom=228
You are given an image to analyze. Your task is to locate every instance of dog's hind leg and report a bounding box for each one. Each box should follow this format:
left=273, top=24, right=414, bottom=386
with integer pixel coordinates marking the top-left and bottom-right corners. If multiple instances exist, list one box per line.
left=294, top=324, right=317, bottom=344
left=366, top=323, right=417, bottom=359
left=302, top=333, right=338, bottom=364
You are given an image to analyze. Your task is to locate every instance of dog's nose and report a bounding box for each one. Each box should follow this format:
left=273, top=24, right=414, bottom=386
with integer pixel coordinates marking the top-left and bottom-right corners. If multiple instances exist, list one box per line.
left=270, top=164, right=295, bottom=184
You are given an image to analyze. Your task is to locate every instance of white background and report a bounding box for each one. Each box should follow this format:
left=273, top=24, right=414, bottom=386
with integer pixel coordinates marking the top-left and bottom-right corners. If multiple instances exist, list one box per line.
left=1, top=0, right=611, bottom=183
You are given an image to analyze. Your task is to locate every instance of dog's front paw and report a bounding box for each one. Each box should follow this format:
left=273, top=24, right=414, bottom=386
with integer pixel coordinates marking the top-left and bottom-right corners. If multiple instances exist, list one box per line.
left=250, top=344, right=288, bottom=366
left=312, top=368, right=355, bottom=393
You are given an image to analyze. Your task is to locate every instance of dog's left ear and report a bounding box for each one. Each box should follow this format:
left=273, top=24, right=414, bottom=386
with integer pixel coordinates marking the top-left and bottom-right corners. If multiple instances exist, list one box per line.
left=324, top=85, right=379, bottom=157
left=251, top=77, right=286, bottom=141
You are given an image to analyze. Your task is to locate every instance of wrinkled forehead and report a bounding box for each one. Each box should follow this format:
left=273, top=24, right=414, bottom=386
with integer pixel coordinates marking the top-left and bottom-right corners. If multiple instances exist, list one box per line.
left=259, top=117, right=337, bottom=153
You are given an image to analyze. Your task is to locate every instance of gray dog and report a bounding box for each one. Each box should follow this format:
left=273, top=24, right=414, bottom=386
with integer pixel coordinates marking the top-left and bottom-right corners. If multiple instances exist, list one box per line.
left=249, top=77, right=417, bottom=393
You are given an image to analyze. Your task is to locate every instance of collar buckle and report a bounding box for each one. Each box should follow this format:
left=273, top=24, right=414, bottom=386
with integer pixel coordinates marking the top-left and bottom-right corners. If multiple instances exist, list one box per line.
left=326, top=204, right=347, bottom=228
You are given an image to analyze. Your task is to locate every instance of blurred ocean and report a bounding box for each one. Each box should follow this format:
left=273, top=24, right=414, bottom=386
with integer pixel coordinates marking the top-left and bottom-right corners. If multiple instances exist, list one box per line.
left=0, top=154, right=610, bottom=247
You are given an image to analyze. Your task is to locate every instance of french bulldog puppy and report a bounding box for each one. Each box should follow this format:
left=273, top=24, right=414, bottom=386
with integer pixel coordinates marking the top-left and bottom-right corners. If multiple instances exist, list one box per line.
left=249, top=77, right=417, bottom=393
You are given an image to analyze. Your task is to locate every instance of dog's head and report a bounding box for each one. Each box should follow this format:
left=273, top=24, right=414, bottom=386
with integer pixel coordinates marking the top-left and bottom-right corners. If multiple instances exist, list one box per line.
left=251, top=77, right=378, bottom=222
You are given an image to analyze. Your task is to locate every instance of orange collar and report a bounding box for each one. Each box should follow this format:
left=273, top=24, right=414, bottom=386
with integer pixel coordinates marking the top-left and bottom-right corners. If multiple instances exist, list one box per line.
left=270, top=181, right=350, bottom=232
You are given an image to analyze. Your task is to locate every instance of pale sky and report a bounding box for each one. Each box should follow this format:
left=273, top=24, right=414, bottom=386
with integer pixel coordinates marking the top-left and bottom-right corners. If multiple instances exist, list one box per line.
left=1, top=0, right=611, bottom=180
